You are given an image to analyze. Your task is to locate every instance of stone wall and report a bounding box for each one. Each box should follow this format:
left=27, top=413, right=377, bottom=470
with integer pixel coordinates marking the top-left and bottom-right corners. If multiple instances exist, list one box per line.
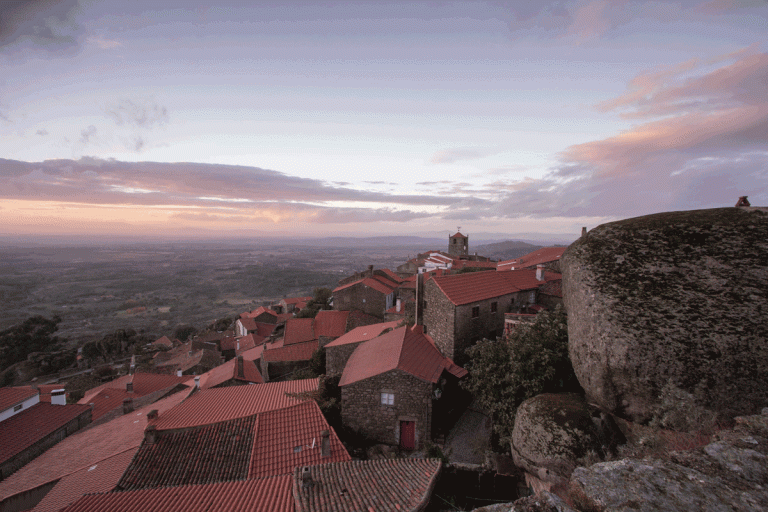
left=423, top=279, right=520, bottom=363
left=326, top=343, right=360, bottom=376
left=341, top=370, right=432, bottom=449
left=334, top=283, right=388, bottom=319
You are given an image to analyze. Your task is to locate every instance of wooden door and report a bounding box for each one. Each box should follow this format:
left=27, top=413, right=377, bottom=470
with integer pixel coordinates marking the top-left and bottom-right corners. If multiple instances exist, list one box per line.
left=400, top=421, right=415, bottom=450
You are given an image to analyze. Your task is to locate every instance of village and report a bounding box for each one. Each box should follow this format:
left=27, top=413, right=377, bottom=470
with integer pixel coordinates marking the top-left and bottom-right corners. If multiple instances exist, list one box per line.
left=2, top=201, right=767, bottom=512
left=0, top=230, right=567, bottom=511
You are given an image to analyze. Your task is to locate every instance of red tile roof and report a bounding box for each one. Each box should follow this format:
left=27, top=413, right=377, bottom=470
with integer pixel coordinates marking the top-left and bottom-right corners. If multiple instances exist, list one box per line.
left=59, top=476, right=293, bottom=512
left=372, top=274, right=399, bottom=288
left=379, top=268, right=405, bottom=283
left=263, top=340, right=319, bottom=363
left=152, top=336, right=174, bottom=349
left=453, top=259, right=497, bottom=270
left=0, top=386, right=38, bottom=412
left=313, top=310, right=349, bottom=338
left=197, top=358, right=237, bottom=390
left=333, top=277, right=396, bottom=295
left=118, top=415, right=256, bottom=490
left=235, top=357, right=264, bottom=384
left=293, top=458, right=442, bottom=512
left=283, top=318, right=315, bottom=345
left=150, top=379, right=318, bottom=430
left=450, top=231, right=466, bottom=238
left=32, top=448, right=137, bottom=512
left=249, top=401, right=351, bottom=478
left=84, top=388, right=136, bottom=421
left=79, top=373, right=190, bottom=410
left=0, top=403, right=91, bottom=465
left=339, top=326, right=467, bottom=386
left=242, top=306, right=278, bottom=320
left=36, top=384, right=64, bottom=403
left=497, top=247, right=566, bottom=270
left=539, top=278, right=563, bottom=298
left=0, top=390, right=191, bottom=501
left=431, top=268, right=561, bottom=306
left=324, top=321, right=401, bottom=348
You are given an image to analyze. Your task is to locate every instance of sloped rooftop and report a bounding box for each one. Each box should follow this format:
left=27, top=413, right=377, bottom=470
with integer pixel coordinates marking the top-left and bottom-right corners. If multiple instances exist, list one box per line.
left=293, top=458, right=442, bottom=512
left=431, top=268, right=561, bottom=306
left=0, top=386, right=38, bottom=412
left=339, top=326, right=467, bottom=386
left=32, top=448, right=137, bottom=512
left=313, top=310, right=349, bottom=338
left=283, top=318, right=315, bottom=345
left=149, top=379, right=318, bottom=430
left=497, top=246, right=566, bottom=270
left=263, top=340, right=318, bottom=363
left=0, top=389, right=191, bottom=501
left=333, top=277, right=396, bottom=295
left=324, top=321, right=400, bottom=348
left=0, top=402, right=91, bottom=465
left=79, top=373, right=191, bottom=412
left=59, top=476, right=293, bottom=512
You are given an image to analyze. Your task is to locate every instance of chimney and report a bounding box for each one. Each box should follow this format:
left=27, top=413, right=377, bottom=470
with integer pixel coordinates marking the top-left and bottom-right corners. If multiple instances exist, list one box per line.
left=194, top=376, right=200, bottom=389
left=126, top=381, right=133, bottom=393
left=368, top=264, right=374, bottom=277
left=321, top=430, right=330, bottom=457
left=735, top=196, right=750, bottom=207
left=581, top=226, right=587, bottom=238
left=145, top=425, right=157, bottom=445
left=301, top=466, right=313, bottom=490
left=396, top=298, right=401, bottom=312
left=129, top=364, right=135, bottom=375
left=237, top=356, right=245, bottom=379
left=237, top=341, right=240, bottom=351
left=123, top=397, right=134, bottom=414
left=536, top=264, right=545, bottom=281
left=147, top=409, right=158, bottom=420
left=176, top=369, right=182, bottom=377
left=51, top=389, right=66, bottom=406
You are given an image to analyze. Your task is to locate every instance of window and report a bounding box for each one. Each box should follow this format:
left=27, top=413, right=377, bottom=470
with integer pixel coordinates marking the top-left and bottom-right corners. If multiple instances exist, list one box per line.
left=491, top=302, right=498, bottom=313
left=13, top=404, right=23, bottom=412
left=422, top=301, right=426, bottom=310
left=423, top=325, right=427, bottom=333
left=528, top=291, right=536, bottom=303
left=381, top=392, right=394, bottom=406
left=471, top=306, right=480, bottom=318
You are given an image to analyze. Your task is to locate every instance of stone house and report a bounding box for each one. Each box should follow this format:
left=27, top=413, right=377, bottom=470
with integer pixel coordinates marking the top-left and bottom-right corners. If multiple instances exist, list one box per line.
left=339, top=325, right=466, bottom=450
left=333, top=276, right=397, bottom=318
left=324, top=321, right=401, bottom=376
left=422, top=267, right=561, bottom=363
left=448, top=231, right=469, bottom=258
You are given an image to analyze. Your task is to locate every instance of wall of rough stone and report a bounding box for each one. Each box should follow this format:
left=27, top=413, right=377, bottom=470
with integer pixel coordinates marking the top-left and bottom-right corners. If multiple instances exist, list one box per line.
left=326, top=343, right=360, bottom=376
left=341, top=370, right=432, bottom=449
left=562, top=207, right=768, bottom=424
left=334, top=283, right=389, bottom=318
left=423, top=280, right=457, bottom=359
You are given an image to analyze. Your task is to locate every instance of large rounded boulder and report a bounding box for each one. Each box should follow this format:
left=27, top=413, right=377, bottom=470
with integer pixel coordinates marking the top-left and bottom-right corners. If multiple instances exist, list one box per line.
left=510, top=393, right=621, bottom=491
left=561, top=207, right=768, bottom=425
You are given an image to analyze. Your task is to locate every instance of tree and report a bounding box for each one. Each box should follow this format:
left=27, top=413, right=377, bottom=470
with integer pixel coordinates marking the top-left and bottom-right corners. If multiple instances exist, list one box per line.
left=463, top=305, right=581, bottom=442
left=0, top=315, right=65, bottom=372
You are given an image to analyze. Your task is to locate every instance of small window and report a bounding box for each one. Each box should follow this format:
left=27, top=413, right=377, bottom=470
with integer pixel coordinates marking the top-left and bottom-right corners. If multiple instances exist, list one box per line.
left=381, top=392, right=394, bottom=406
left=422, top=301, right=427, bottom=310
left=471, top=306, right=479, bottom=318
left=529, top=291, right=536, bottom=303
left=423, top=325, right=427, bottom=333
left=491, top=302, right=498, bottom=313
left=13, top=404, right=23, bottom=412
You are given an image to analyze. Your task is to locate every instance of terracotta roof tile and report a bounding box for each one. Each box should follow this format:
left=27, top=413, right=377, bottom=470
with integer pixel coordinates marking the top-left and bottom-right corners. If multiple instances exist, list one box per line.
left=263, top=340, right=318, bottom=363
left=333, top=277, right=396, bottom=295
left=235, top=357, right=264, bottom=384
left=79, top=373, right=191, bottom=408
left=59, top=476, right=293, bottom=512
left=0, top=386, right=38, bottom=412
left=497, top=247, right=566, bottom=270
left=36, top=384, right=64, bottom=403
left=118, top=415, right=256, bottom=490
left=32, top=448, right=137, bottom=512
left=249, top=401, right=350, bottom=479
left=339, top=326, right=467, bottom=386
left=0, top=403, right=91, bottom=464
left=0, top=389, right=191, bottom=501
left=293, top=458, right=442, bottom=512
left=380, top=268, right=405, bottom=283
left=283, top=318, right=315, bottom=345
left=152, top=336, right=174, bottom=349
left=539, top=278, right=563, bottom=298
left=313, top=310, right=349, bottom=338
left=324, top=321, right=401, bottom=348
left=431, top=268, right=561, bottom=306
left=150, top=379, right=318, bottom=430
left=450, top=231, right=466, bottom=238
left=242, top=306, right=278, bottom=320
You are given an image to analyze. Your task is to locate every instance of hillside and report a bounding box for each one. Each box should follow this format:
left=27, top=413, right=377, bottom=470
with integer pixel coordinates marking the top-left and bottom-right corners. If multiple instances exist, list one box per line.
left=472, top=240, right=543, bottom=261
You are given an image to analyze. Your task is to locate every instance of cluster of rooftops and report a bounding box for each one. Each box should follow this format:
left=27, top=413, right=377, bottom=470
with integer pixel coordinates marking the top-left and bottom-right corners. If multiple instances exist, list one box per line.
left=0, top=238, right=566, bottom=511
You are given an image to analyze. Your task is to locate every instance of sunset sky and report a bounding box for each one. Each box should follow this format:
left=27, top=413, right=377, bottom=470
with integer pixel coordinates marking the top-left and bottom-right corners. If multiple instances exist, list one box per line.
left=1, top=0, right=766, bottom=241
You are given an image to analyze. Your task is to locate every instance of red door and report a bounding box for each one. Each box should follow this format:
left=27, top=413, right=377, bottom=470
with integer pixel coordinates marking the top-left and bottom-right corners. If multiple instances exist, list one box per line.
left=400, top=421, right=415, bottom=450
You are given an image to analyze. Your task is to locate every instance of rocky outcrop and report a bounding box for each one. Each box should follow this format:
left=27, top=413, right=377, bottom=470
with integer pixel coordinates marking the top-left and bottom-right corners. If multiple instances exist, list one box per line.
left=568, top=409, right=768, bottom=511
left=561, top=207, right=768, bottom=425
left=510, top=394, right=623, bottom=492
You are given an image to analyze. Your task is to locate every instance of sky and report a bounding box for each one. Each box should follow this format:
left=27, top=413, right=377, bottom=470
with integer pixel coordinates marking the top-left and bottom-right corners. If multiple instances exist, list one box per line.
left=0, top=0, right=766, bottom=241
